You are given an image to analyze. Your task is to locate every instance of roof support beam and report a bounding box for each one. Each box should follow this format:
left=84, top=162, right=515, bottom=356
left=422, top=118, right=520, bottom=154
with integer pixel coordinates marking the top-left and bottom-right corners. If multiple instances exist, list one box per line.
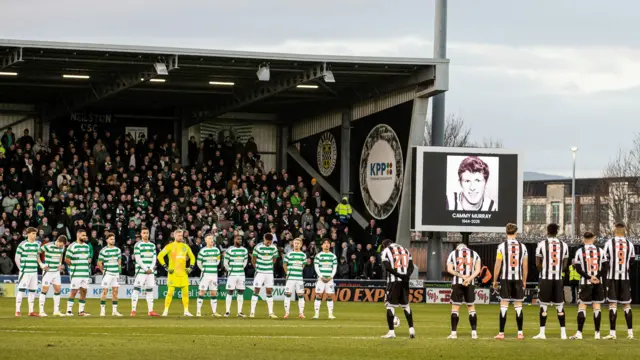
left=188, top=63, right=325, bottom=127
left=43, top=55, right=178, bottom=121
left=1, top=47, right=23, bottom=69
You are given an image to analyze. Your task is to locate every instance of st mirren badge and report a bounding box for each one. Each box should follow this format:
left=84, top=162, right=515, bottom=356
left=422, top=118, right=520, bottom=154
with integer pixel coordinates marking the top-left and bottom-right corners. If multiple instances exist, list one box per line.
left=317, top=132, right=337, bottom=177
left=359, top=124, right=403, bottom=219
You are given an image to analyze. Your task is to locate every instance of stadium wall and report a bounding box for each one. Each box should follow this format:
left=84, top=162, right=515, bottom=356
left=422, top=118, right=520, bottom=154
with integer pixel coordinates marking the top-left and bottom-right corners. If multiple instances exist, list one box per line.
left=0, top=103, right=35, bottom=138
left=199, top=121, right=277, bottom=171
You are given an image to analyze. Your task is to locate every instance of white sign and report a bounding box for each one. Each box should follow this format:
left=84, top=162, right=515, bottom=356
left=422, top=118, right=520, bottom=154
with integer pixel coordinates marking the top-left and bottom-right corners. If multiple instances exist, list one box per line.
left=359, top=124, right=404, bottom=219
left=424, top=287, right=490, bottom=304
left=16, top=285, right=158, bottom=299
left=125, top=127, right=148, bottom=141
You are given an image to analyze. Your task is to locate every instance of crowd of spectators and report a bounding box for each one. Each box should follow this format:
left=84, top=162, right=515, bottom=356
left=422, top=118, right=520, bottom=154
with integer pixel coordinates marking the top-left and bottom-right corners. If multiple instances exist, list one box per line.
left=0, top=125, right=388, bottom=280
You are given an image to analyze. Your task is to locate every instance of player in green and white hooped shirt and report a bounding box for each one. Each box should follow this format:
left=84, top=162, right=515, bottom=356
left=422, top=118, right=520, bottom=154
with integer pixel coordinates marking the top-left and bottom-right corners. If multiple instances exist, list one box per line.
left=283, top=238, right=307, bottom=318
left=314, top=239, right=338, bottom=320
left=65, top=229, right=93, bottom=316
left=250, top=233, right=279, bottom=318
left=131, top=228, right=160, bottom=317
left=38, top=235, right=68, bottom=316
left=224, top=235, right=249, bottom=317
left=98, top=233, right=123, bottom=317
left=196, top=234, right=222, bottom=317
left=15, top=227, right=40, bottom=317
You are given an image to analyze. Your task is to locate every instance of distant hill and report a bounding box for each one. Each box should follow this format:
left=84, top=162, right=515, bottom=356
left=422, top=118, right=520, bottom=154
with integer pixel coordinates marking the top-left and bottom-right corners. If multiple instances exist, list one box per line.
left=524, top=171, right=570, bottom=181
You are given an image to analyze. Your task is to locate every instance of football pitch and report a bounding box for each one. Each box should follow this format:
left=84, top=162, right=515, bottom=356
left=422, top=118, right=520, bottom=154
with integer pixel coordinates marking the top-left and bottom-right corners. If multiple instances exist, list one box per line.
left=0, top=298, right=636, bottom=359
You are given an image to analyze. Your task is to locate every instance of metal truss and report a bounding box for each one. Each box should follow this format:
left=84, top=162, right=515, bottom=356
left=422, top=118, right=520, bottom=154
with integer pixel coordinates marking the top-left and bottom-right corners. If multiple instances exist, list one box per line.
left=189, top=63, right=325, bottom=126
left=1, top=48, right=23, bottom=69
left=45, top=55, right=178, bottom=120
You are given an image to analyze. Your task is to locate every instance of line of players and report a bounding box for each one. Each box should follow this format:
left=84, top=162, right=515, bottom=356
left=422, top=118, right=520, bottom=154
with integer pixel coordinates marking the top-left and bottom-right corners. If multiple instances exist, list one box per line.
left=446, top=222, right=635, bottom=340
left=14, top=228, right=340, bottom=319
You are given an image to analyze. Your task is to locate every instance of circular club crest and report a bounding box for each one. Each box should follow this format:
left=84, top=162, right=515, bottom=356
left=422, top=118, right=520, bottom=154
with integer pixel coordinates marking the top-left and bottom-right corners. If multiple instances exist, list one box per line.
left=317, top=132, right=337, bottom=177
left=359, top=124, right=403, bottom=219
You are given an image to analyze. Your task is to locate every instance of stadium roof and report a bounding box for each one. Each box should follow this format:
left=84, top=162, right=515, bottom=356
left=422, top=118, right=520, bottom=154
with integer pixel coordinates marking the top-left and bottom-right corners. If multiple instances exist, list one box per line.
left=0, top=39, right=448, bottom=125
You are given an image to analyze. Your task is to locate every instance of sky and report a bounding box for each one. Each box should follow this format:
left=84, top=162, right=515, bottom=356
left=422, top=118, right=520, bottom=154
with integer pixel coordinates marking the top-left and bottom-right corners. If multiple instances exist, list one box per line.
left=1, top=0, right=639, bottom=178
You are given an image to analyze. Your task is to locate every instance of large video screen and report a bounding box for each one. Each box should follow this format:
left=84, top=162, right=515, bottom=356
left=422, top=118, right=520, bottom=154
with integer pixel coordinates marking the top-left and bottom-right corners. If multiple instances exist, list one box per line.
left=411, top=146, right=523, bottom=233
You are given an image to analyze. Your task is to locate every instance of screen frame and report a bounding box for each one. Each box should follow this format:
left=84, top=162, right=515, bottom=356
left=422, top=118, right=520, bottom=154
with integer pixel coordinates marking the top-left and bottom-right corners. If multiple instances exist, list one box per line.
left=411, top=146, right=523, bottom=233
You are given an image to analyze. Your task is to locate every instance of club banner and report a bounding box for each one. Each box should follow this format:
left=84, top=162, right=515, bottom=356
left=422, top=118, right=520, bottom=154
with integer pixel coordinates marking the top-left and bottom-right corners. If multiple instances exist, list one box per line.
left=12, top=284, right=158, bottom=299
left=424, top=287, right=491, bottom=304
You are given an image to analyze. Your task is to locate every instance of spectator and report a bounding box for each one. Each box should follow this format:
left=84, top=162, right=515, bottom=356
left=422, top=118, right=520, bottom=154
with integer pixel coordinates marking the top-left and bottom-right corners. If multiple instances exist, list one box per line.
left=1, top=127, right=16, bottom=149
left=338, top=256, right=350, bottom=279
left=363, top=256, right=382, bottom=280
left=302, top=258, right=316, bottom=279
left=0, top=252, right=12, bottom=274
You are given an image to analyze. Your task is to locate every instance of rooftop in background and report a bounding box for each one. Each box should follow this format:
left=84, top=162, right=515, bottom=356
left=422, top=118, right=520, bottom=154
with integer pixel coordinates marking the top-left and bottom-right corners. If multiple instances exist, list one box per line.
left=0, top=39, right=447, bottom=125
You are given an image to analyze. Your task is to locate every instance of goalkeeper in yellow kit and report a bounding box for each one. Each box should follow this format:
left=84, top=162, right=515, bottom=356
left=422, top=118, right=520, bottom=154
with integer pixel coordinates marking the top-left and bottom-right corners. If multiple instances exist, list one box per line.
left=158, top=230, right=196, bottom=316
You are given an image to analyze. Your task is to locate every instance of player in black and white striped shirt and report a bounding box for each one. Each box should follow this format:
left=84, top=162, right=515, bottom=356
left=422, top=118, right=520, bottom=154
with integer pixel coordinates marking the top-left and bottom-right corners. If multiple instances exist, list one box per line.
left=569, top=232, right=607, bottom=340
left=602, top=222, right=636, bottom=340
left=533, top=223, right=569, bottom=340
left=446, top=244, right=481, bottom=339
left=492, top=223, right=528, bottom=340
left=380, top=239, right=415, bottom=339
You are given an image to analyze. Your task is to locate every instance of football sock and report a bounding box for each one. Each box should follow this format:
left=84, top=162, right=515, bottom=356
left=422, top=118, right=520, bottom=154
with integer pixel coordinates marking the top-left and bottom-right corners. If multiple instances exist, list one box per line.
left=131, top=288, right=140, bottom=311
left=39, top=293, right=46, bottom=313
left=610, top=308, right=617, bottom=332
left=210, top=298, right=217, bottom=313
left=112, top=300, right=118, bottom=314
left=284, top=297, right=291, bottom=314
left=197, top=296, right=204, bottom=313
left=499, top=305, right=508, bottom=333
left=15, top=290, right=24, bottom=312
left=594, top=310, right=601, bottom=332
left=469, top=311, right=478, bottom=331
left=515, top=306, right=524, bottom=332
left=451, top=311, right=460, bottom=332
left=577, top=309, right=586, bottom=333
left=298, top=297, right=305, bottom=314
left=539, top=305, right=548, bottom=332
left=100, top=300, right=106, bottom=313
left=327, top=299, right=334, bottom=314
left=53, top=292, right=60, bottom=312
left=402, top=305, right=414, bottom=328
left=27, top=292, right=35, bottom=313
left=146, top=289, right=154, bottom=312
left=386, top=308, right=395, bottom=331
left=556, top=305, right=566, bottom=328
left=165, top=287, right=175, bottom=310
left=266, top=295, right=274, bottom=314
left=624, top=308, right=633, bottom=331
left=314, top=299, right=321, bottom=314
left=237, top=295, right=244, bottom=314
left=79, top=299, right=86, bottom=313
left=226, top=294, right=233, bottom=313
left=66, top=298, right=74, bottom=313
left=251, top=295, right=259, bottom=314
left=181, top=286, right=189, bottom=311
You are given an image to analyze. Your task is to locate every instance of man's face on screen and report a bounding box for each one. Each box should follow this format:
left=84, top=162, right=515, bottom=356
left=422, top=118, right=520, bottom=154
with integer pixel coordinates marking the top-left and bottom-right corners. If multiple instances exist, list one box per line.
left=459, top=171, right=486, bottom=205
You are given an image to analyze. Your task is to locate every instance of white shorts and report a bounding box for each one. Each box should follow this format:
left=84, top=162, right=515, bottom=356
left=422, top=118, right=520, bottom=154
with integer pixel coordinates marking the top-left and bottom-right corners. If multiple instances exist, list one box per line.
left=285, top=280, right=304, bottom=295
left=134, top=273, right=156, bottom=290
left=70, top=277, right=90, bottom=290
left=226, top=275, right=246, bottom=291
left=41, top=271, right=62, bottom=287
left=253, top=273, right=274, bottom=289
left=315, top=279, right=336, bottom=294
left=101, top=274, right=120, bottom=288
left=199, top=274, right=219, bottom=291
left=18, top=273, right=38, bottom=290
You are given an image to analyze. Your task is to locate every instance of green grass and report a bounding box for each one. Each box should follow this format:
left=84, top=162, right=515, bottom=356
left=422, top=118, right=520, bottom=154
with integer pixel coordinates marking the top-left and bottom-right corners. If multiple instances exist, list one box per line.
left=0, top=298, right=636, bottom=359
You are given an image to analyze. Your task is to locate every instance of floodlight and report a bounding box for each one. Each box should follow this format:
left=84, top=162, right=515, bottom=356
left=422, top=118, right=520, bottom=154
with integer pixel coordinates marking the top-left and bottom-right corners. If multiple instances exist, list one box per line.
left=257, top=64, right=270, bottom=81
left=0, top=72, right=18, bottom=76
left=154, top=63, right=169, bottom=75
left=322, top=63, right=335, bottom=83
left=63, top=74, right=90, bottom=79
left=297, top=84, right=318, bottom=89
left=209, top=81, right=235, bottom=86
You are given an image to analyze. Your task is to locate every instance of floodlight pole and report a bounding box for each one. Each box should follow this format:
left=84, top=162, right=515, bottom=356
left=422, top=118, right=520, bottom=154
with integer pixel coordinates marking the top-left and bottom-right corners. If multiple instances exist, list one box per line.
left=426, top=0, right=447, bottom=281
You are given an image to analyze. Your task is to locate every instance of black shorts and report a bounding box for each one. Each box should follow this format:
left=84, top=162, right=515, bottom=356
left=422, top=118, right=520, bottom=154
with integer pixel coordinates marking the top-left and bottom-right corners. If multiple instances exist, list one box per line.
left=451, top=284, right=475, bottom=305
left=607, top=280, right=632, bottom=304
left=538, top=279, right=565, bottom=305
left=578, top=284, right=605, bottom=305
left=385, top=281, right=409, bottom=306
left=499, top=280, right=525, bottom=302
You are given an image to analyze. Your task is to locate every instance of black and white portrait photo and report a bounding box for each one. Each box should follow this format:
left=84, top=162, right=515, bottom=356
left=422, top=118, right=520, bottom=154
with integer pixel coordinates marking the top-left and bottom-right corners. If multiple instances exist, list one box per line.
left=446, top=155, right=499, bottom=212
